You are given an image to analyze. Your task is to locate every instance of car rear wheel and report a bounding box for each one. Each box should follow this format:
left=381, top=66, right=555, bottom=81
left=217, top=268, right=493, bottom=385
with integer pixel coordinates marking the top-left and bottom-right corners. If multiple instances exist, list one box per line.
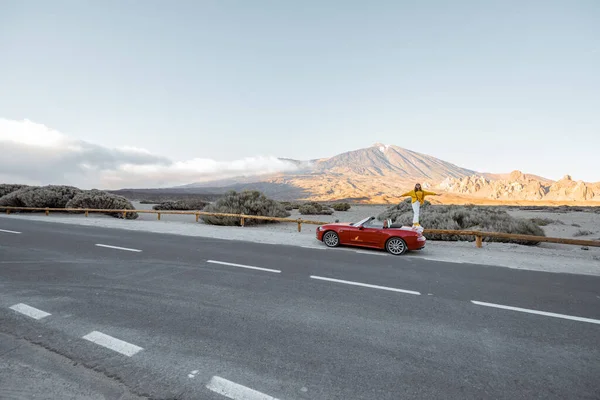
left=323, top=231, right=340, bottom=247
left=386, top=237, right=407, bottom=255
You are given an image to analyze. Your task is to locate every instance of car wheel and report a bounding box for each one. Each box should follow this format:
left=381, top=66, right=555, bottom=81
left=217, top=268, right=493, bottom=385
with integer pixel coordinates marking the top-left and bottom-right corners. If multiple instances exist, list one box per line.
left=322, top=231, right=340, bottom=247
left=386, top=237, right=407, bottom=255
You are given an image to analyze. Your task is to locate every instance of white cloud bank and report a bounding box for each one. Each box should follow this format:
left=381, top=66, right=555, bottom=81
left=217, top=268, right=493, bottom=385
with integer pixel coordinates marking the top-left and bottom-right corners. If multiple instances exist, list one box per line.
left=0, top=118, right=299, bottom=189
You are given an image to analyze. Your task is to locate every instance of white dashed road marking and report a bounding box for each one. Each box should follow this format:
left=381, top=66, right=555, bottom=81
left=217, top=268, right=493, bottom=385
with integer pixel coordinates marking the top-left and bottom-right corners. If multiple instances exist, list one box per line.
left=471, top=300, right=600, bottom=325
left=9, top=303, right=51, bottom=320
left=0, top=228, right=21, bottom=234
left=82, top=331, right=143, bottom=357
left=310, top=275, right=421, bottom=295
left=207, top=260, right=281, bottom=274
left=206, top=376, right=279, bottom=400
left=95, top=244, right=142, bottom=252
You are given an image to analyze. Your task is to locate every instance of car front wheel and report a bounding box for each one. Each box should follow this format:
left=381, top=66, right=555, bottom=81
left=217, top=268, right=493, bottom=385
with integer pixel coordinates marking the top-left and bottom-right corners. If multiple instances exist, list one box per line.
left=386, top=237, right=407, bottom=255
left=322, top=231, right=340, bottom=247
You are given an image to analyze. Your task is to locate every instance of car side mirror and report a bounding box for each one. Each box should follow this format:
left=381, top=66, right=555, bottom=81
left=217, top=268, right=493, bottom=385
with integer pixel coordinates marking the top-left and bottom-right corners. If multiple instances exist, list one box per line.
left=358, top=226, right=364, bottom=230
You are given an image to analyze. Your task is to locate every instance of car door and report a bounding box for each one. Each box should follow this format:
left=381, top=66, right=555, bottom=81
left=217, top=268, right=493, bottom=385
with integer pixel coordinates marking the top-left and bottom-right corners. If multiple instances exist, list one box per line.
left=336, top=225, right=359, bottom=244
left=359, top=226, right=382, bottom=246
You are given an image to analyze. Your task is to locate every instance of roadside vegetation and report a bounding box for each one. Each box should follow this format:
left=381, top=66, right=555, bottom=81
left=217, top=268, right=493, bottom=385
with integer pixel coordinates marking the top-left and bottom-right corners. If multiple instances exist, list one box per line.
left=331, top=202, right=351, bottom=211
left=66, top=189, right=138, bottom=219
left=0, top=184, right=29, bottom=197
left=152, top=199, right=208, bottom=211
left=530, top=217, right=565, bottom=226
left=201, top=190, right=290, bottom=226
left=280, top=201, right=301, bottom=211
left=378, top=199, right=546, bottom=245
left=574, top=229, right=594, bottom=237
left=298, top=202, right=334, bottom=215
left=0, top=184, right=138, bottom=219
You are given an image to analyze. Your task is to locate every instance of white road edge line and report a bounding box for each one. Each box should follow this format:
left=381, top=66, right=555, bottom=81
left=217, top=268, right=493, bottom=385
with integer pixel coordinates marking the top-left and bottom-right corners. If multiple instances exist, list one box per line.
left=95, top=244, right=142, bottom=252
left=206, top=376, right=280, bottom=400
left=355, top=250, right=387, bottom=256
left=310, top=275, right=421, bottom=295
left=82, top=331, right=143, bottom=357
left=207, top=260, right=281, bottom=273
left=0, top=228, right=21, bottom=234
left=471, top=300, right=600, bottom=325
left=9, top=303, right=51, bottom=320
left=300, top=245, right=325, bottom=250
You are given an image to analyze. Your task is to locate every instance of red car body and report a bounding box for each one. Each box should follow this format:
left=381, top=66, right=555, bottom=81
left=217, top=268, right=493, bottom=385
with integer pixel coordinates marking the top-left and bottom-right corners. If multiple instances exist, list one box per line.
left=316, top=216, right=426, bottom=255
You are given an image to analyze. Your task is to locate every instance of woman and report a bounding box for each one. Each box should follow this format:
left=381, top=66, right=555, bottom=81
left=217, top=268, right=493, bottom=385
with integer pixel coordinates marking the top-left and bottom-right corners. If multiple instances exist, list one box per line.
left=399, top=183, right=438, bottom=227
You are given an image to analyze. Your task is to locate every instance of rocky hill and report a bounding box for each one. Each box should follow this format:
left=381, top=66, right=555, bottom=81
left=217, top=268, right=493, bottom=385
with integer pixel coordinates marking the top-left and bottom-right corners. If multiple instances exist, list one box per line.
left=438, top=172, right=599, bottom=202
left=181, top=144, right=599, bottom=204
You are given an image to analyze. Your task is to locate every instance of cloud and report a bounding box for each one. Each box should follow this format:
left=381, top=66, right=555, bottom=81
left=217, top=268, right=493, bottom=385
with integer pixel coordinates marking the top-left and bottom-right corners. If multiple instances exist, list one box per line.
left=0, top=118, right=299, bottom=189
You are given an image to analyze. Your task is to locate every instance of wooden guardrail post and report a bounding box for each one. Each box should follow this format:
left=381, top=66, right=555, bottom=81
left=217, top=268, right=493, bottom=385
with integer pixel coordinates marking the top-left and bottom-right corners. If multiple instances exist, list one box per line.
left=5, top=209, right=9, bottom=214
left=475, top=235, right=483, bottom=248
left=240, top=216, right=245, bottom=227
left=45, top=208, right=49, bottom=216
left=157, top=213, right=161, bottom=220
left=195, top=213, right=199, bottom=222
left=122, top=211, right=127, bottom=219
left=85, top=209, right=89, bottom=217
left=297, top=219, right=302, bottom=232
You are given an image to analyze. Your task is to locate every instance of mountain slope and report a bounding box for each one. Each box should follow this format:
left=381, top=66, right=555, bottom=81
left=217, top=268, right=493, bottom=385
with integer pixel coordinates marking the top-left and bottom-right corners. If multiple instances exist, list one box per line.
left=310, top=143, right=475, bottom=180
left=180, top=144, right=599, bottom=204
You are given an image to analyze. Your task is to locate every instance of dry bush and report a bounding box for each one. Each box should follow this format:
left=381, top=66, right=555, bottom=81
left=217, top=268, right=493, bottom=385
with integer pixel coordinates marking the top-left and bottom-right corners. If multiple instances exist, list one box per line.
left=280, top=201, right=302, bottom=211
left=299, top=202, right=334, bottom=215
left=530, top=218, right=564, bottom=226
left=152, top=199, right=208, bottom=211
left=0, top=185, right=82, bottom=210
left=574, top=229, right=594, bottom=237
left=331, top=202, right=351, bottom=211
left=0, top=184, right=29, bottom=198
left=66, top=189, right=138, bottom=219
left=379, top=199, right=545, bottom=245
left=201, top=190, right=290, bottom=226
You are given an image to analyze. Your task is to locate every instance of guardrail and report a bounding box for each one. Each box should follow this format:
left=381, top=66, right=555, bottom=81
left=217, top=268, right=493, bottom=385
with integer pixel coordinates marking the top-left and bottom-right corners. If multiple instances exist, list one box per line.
left=2, top=206, right=599, bottom=249
left=423, top=229, right=600, bottom=248
left=0, top=206, right=327, bottom=232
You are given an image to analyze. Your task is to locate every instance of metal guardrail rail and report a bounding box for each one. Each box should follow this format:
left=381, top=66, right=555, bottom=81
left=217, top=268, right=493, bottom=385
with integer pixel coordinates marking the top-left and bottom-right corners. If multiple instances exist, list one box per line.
left=2, top=206, right=599, bottom=248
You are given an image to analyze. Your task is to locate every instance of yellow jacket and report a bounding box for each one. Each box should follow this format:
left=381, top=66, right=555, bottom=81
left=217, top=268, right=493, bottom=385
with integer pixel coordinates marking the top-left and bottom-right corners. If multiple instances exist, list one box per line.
left=400, top=189, right=436, bottom=204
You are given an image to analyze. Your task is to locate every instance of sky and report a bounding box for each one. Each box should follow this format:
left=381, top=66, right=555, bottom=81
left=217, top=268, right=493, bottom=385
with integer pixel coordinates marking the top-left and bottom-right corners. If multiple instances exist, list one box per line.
left=1, top=0, right=599, bottom=188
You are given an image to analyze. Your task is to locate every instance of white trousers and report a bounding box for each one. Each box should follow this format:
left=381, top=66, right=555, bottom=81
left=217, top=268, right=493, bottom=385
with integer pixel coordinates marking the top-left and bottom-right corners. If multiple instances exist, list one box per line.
left=412, top=201, right=420, bottom=224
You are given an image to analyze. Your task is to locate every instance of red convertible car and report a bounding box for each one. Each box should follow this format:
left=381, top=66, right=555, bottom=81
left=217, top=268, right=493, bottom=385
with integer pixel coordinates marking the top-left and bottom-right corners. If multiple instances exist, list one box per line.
left=316, top=216, right=426, bottom=255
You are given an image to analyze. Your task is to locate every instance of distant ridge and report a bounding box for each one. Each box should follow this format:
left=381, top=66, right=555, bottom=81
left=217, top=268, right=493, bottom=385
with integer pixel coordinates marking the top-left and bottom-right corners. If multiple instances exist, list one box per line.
left=179, top=144, right=600, bottom=204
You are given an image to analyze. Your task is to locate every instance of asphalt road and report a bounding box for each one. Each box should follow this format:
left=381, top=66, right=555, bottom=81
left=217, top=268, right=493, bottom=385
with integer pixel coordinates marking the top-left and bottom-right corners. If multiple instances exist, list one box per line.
left=1, top=217, right=599, bottom=400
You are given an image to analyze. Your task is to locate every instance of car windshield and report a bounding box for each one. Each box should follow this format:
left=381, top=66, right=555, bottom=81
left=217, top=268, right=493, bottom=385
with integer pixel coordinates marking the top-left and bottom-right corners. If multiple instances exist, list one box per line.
left=350, top=217, right=373, bottom=227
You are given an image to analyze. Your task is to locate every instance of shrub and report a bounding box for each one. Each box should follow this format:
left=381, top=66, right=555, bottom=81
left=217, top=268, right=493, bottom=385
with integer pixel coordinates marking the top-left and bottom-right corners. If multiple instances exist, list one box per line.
left=280, top=201, right=295, bottom=211
left=66, top=189, right=139, bottom=219
left=574, top=229, right=593, bottom=237
left=0, top=184, right=29, bottom=198
left=378, top=199, right=546, bottom=245
left=0, top=185, right=82, bottom=209
left=530, top=218, right=564, bottom=226
left=331, top=202, right=351, bottom=211
left=152, top=199, right=208, bottom=211
left=280, top=202, right=302, bottom=210
left=201, top=190, right=290, bottom=226
left=572, top=223, right=581, bottom=227
left=298, top=202, right=334, bottom=215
